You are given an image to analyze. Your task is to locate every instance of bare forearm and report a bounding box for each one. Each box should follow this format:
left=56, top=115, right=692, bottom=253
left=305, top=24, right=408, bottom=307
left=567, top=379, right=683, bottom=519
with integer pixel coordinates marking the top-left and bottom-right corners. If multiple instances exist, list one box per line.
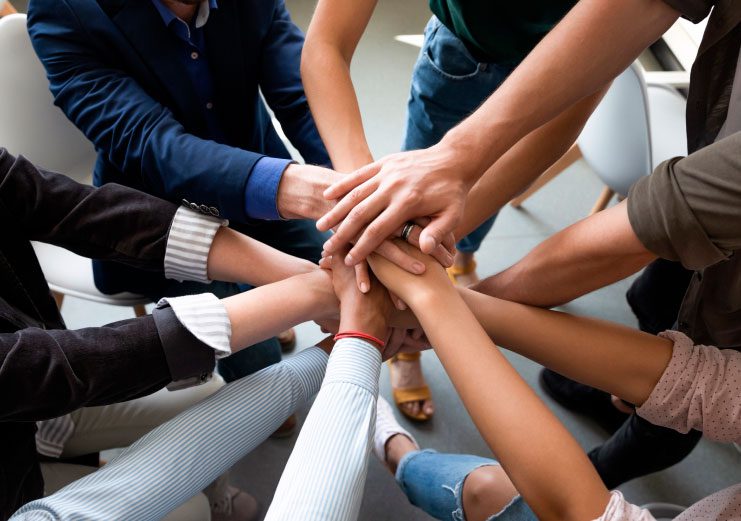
left=411, top=290, right=610, bottom=521
left=302, top=45, right=374, bottom=171
left=458, top=288, right=672, bottom=405
left=441, top=0, right=679, bottom=179
left=207, top=227, right=317, bottom=286
left=474, top=201, right=657, bottom=306
left=223, top=272, right=333, bottom=351
left=455, top=88, right=606, bottom=239
left=302, top=0, right=377, bottom=172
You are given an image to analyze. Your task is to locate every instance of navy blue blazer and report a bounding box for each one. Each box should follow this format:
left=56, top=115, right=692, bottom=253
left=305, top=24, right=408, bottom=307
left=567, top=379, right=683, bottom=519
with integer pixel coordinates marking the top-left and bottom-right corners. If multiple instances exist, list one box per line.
left=27, top=0, right=330, bottom=293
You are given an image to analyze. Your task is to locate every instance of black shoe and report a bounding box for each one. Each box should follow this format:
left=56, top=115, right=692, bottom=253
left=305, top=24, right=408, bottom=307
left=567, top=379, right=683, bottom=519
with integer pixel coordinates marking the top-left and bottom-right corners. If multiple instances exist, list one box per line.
left=539, top=368, right=630, bottom=434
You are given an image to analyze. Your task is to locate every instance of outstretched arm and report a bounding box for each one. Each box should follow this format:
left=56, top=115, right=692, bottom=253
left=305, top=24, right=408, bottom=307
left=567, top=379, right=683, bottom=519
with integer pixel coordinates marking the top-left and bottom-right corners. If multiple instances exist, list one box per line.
left=302, top=0, right=378, bottom=172
left=474, top=200, right=657, bottom=307
left=265, top=251, right=392, bottom=521
left=319, top=0, right=679, bottom=263
left=369, top=248, right=611, bottom=521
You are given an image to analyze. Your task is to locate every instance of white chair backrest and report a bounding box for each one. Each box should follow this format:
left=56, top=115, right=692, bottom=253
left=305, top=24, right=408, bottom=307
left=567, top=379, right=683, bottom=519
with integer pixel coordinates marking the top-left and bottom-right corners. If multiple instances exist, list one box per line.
left=578, top=62, right=652, bottom=197
left=0, top=14, right=95, bottom=181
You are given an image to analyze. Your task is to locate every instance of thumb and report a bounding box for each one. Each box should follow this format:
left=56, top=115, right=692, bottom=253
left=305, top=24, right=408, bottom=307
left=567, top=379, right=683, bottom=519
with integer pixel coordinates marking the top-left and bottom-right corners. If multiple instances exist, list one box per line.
left=419, top=209, right=461, bottom=254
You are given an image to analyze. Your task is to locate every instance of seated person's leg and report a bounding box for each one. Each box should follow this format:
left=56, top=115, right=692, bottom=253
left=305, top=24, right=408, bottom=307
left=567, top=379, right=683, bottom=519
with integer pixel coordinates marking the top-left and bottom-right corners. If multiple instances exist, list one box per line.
left=375, top=397, right=534, bottom=521
left=54, top=375, right=224, bottom=457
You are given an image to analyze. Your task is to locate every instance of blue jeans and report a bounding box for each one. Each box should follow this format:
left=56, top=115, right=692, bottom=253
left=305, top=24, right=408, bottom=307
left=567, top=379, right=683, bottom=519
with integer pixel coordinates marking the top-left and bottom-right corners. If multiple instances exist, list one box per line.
left=403, top=17, right=517, bottom=253
left=396, top=450, right=536, bottom=521
left=145, top=219, right=328, bottom=383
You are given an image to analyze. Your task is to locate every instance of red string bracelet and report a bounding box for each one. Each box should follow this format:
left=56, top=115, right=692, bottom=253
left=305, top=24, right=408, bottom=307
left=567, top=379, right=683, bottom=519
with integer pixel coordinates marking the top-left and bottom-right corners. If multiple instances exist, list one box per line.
left=334, top=331, right=385, bottom=348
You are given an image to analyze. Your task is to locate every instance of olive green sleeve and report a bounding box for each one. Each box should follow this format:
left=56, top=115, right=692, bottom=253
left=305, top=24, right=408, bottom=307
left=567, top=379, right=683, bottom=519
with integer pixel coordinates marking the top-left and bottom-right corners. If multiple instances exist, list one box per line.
left=628, top=132, right=741, bottom=270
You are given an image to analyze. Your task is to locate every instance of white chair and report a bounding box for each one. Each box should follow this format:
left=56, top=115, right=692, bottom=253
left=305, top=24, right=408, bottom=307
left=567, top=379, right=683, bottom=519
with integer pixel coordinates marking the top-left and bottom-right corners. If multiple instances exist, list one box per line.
left=511, top=61, right=687, bottom=215
left=0, top=14, right=148, bottom=316
left=579, top=61, right=687, bottom=213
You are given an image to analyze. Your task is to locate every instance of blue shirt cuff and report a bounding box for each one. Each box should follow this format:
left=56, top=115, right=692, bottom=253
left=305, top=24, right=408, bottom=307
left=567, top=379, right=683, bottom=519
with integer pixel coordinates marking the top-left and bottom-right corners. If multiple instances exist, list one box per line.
left=244, top=156, right=293, bottom=220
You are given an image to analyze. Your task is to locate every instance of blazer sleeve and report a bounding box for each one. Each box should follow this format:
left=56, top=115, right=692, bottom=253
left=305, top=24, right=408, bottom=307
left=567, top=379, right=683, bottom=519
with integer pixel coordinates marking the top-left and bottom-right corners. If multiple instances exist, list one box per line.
left=258, top=0, right=331, bottom=167
left=0, top=149, right=175, bottom=271
left=27, top=0, right=261, bottom=222
left=0, top=306, right=217, bottom=422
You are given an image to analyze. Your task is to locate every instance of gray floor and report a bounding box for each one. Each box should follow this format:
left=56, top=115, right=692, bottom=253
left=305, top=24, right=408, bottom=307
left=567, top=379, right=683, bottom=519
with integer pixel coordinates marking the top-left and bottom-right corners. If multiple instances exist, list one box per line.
left=22, top=0, right=740, bottom=518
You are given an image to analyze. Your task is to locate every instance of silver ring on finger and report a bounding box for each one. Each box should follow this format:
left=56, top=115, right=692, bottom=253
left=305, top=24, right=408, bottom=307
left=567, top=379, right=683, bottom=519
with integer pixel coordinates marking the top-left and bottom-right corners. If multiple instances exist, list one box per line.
left=401, top=222, right=416, bottom=243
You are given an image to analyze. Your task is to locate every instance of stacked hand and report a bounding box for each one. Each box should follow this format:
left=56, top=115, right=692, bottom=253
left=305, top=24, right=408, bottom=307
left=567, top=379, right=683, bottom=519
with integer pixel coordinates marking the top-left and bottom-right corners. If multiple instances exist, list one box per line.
left=317, top=143, right=476, bottom=273
left=324, top=247, right=434, bottom=360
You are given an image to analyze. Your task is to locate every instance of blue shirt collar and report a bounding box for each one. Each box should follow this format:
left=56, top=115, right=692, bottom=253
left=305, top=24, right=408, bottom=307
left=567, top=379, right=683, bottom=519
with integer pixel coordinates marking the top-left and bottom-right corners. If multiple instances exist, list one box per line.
left=151, top=0, right=218, bottom=31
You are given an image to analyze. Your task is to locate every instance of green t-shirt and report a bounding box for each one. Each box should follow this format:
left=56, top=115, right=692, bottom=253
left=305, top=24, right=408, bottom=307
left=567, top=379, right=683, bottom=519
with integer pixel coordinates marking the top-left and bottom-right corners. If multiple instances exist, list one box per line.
left=428, top=0, right=577, bottom=64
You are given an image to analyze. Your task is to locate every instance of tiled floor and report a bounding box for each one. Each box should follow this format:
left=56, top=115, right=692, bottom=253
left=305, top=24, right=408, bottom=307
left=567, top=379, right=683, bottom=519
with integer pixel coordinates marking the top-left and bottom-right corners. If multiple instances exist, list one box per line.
left=15, top=0, right=740, bottom=518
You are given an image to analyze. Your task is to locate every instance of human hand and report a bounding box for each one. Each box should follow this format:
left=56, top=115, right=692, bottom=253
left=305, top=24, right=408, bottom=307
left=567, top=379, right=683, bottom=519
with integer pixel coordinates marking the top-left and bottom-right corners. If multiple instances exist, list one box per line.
left=367, top=240, right=455, bottom=308
left=276, top=164, right=344, bottom=221
left=330, top=248, right=394, bottom=351
left=384, top=327, right=431, bottom=360
left=317, top=143, right=476, bottom=266
left=341, top=218, right=456, bottom=295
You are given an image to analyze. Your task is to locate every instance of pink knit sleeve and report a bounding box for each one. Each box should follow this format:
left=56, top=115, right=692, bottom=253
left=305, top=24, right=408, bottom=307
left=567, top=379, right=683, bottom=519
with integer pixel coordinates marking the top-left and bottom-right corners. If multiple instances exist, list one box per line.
left=636, top=330, right=741, bottom=443
left=594, top=491, right=655, bottom=521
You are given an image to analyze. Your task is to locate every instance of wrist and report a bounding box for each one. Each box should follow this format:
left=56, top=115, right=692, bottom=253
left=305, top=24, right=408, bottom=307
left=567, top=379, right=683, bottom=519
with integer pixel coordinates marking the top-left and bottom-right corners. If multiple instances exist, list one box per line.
left=338, top=301, right=387, bottom=343
left=438, top=133, right=488, bottom=186
left=276, top=164, right=335, bottom=220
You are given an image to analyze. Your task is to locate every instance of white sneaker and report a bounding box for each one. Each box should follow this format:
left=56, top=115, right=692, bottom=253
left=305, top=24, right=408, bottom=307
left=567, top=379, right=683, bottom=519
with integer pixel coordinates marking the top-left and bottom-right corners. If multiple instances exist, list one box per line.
left=373, top=396, right=419, bottom=462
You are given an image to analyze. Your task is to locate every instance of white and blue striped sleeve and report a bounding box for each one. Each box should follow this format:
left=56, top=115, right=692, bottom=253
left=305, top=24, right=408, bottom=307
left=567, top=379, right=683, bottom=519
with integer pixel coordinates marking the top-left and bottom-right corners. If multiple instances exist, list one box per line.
left=164, top=206, right=227, bottom=283
left=264, top=338, right=382, bottom=521
left=11, top=347, right=329, bottom=521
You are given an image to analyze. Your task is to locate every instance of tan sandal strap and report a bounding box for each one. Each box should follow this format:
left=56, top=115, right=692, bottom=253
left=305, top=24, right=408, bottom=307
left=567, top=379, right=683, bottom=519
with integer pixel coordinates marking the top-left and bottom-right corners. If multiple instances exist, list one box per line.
left=393, top=386, right=432, bottom=404
left=393, top=352, right=421, bottom=362
left=447, top=259, right=477, bottom=277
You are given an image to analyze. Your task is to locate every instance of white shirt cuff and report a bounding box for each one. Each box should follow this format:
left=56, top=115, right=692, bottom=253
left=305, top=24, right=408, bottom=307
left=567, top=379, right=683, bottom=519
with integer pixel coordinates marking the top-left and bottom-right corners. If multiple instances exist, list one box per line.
left=156, top=293, right=231, bottom=359
left=164, top=206, right=227, bottom=283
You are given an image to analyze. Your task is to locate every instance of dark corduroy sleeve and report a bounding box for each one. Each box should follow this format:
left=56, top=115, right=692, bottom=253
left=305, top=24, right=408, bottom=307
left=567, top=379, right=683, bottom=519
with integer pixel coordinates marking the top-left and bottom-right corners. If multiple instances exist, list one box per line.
left=0, top=316, right=170, bottom=421
left=152, top=306, right=217, bottom=387
left=0, top=148, right=177, bottom=272
left=628, top=132, right=741, bottom=271
left=660, top=0, right=714, bottom=22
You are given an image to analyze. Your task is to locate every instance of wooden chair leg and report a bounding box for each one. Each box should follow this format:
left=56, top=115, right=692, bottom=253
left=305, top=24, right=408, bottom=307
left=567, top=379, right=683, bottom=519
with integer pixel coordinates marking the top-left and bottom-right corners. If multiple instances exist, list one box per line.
left=52, top=291, right=65, bottom=310
left=510, top=143, right=583, bottom=208
left=133, top=304, right=147, bottom=317
left=589, top=187, right=615, bottom=215
left=0, top=1, right=18, bottom=16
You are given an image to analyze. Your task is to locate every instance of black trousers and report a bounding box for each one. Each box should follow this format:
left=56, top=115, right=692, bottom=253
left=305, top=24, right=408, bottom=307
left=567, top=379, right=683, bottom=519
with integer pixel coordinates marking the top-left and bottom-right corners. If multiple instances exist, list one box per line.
left=589, top=259, right=700, bottom=487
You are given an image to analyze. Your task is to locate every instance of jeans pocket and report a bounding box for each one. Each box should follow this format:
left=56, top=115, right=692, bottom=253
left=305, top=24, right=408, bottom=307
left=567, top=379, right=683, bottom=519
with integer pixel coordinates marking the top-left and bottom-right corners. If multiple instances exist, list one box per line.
left=423, top=19, right=483, bottom=80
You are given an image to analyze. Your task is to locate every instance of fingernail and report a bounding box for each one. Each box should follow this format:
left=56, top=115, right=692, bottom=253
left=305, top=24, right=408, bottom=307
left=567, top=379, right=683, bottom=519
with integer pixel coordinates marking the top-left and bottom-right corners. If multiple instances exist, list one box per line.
left=360, top=282, right=369, bottom=293
left=345, top=254, right=355, bottom=266
left=412, top=262, right=425, bottom=274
